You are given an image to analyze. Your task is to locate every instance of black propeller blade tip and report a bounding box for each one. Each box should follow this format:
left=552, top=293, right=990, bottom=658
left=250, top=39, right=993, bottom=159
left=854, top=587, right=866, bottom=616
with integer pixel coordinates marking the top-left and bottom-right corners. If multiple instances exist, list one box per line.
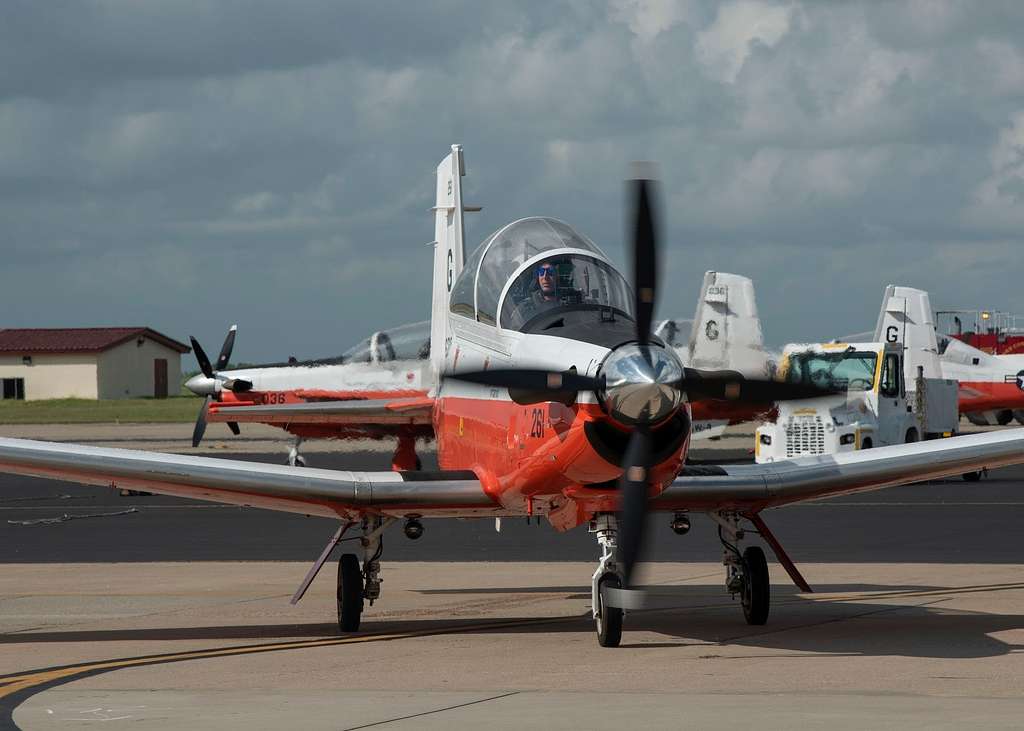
left=216, top=325, right=237, bottom=372
left=627, top=168, right=660, bottom=346
left=190, top=336, right=214, bottom=379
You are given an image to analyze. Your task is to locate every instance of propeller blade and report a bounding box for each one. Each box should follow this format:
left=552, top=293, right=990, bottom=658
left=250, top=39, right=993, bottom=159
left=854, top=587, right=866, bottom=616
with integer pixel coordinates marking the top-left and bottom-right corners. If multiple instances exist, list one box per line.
left=192, top=395, right=211, bottom=448
left=449, top=369, right=600, bottom=394
left=227, top=421, right=240, bottom=436
left=216, top=325, right=237, bottom=371
left=629, top=174, right=658, bottom=345
left=680, top=368, right=843, bottom=403
left=617, top=428, right=652, bottom=588
left=190, top=337, right=214, bottom=379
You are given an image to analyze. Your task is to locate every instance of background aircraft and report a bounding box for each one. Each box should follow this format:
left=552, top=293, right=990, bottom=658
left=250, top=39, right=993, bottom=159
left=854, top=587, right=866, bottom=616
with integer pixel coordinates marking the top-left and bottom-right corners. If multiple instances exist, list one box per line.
left=1, top=145, right=1023, bottom=649
left=870, top=286, right=1024, bottom=426
left=185, top=274, right=776, bottom=463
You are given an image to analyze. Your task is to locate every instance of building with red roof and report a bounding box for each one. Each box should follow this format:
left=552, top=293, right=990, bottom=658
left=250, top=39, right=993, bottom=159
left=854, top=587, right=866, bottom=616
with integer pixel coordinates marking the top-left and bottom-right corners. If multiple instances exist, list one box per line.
left=0, top=327, right=190, bottom=400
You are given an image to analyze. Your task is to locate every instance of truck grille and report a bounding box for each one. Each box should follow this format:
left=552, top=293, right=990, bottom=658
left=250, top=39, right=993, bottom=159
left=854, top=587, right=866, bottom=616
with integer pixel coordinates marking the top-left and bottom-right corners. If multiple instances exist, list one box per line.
left=784, top=415, right=825, bottom=457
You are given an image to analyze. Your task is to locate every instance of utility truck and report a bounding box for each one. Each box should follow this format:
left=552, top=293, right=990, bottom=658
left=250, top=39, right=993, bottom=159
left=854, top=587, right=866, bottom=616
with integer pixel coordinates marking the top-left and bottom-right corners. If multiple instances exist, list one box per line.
left=755, top=340, right=959, bottom=462
left=756, top=288, right=962, bottom=463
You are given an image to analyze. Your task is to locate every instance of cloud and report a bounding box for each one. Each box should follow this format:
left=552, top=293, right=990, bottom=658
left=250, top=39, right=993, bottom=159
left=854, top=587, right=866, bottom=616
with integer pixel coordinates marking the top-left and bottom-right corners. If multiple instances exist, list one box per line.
left=2, top=1, right=1024, bottom=360
left=696, top=0, right=795, bottom=83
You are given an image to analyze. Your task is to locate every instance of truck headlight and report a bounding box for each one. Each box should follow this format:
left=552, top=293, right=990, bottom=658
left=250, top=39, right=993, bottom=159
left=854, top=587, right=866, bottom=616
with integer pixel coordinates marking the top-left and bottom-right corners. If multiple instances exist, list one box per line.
left=759, top=434, right=772, bottom=445
left=839, top=433, right=856, bottom=445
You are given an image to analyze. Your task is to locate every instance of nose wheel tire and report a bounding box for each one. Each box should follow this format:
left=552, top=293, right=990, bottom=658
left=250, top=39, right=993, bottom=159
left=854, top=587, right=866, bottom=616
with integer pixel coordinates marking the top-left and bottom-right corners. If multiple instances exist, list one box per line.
left=740, top=546, right=770, bottom=625
left=595, top=573, right=623, bottom=647
left=337, top=553, right=364, bottom=633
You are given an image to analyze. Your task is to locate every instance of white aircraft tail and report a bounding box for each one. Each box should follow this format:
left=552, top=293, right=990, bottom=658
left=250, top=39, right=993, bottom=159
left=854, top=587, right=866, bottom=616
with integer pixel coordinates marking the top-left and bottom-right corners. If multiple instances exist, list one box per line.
left=687, top=271, right=773, bottom=376
left=429, top=145, right=470, bottom=383
left=871, top=285, right=942, bottom=379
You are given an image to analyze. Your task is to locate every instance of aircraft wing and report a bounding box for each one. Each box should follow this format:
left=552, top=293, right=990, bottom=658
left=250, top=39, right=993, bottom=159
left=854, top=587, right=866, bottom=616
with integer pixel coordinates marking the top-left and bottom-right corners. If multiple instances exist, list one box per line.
left=654, top=428, right=1024, bottom=512
left=208, top=397, right=434, bottom=426
left=0, top=438, right=496, bottom=519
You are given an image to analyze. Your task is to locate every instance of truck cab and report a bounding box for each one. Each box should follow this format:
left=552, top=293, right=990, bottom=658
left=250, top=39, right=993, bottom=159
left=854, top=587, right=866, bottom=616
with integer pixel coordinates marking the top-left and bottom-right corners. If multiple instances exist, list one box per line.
left=755, top=341, right=958, bottom=462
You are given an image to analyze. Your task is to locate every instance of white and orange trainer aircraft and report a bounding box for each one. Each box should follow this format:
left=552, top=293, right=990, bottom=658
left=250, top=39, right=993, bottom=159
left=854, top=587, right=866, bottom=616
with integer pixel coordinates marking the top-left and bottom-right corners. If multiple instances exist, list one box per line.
left=3, top=145, right=1024, bottom=648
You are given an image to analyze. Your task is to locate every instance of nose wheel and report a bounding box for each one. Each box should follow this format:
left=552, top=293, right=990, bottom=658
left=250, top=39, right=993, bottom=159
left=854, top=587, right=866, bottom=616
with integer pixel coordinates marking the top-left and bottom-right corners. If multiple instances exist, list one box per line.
left=590, top=514, right=625, bottom=647
left=596, top=573, right=623, bottom=647
left=287, top=437, right=307, bottom=467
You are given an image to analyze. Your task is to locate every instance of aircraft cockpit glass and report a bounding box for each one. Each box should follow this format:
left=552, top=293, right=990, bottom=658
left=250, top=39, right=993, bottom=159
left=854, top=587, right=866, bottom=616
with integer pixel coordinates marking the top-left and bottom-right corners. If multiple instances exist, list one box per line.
left=449, top=216, right=630, bottom=329
left=499, top=255, right=632, bottom=331
left=341, top=320, right=431, bottom=363
left=785, top=350, right=878, bottom=392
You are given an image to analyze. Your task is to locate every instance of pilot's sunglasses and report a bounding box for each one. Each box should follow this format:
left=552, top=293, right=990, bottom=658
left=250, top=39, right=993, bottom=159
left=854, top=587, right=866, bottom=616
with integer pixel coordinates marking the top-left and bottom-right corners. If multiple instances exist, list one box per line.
left=537, top=265, right=558, bottom=277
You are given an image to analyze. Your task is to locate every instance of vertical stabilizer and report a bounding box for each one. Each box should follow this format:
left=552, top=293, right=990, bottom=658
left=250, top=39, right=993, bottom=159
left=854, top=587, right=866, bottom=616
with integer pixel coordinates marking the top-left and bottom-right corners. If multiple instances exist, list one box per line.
left=872, top=285, right=942, bottom=379
left=429, top=145, right=468, bottom=384
left=688, top=271, right=773, bottom=376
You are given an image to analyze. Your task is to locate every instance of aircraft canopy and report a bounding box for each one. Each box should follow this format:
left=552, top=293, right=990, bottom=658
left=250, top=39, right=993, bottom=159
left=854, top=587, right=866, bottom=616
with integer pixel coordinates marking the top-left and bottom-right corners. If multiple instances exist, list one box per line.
left=450, top=217, right=632, bottom=330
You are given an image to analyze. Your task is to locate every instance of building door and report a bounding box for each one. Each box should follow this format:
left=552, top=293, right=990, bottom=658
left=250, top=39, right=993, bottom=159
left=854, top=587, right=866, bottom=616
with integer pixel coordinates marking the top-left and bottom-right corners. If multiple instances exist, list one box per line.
left=154, top=359, right=168, bottom=399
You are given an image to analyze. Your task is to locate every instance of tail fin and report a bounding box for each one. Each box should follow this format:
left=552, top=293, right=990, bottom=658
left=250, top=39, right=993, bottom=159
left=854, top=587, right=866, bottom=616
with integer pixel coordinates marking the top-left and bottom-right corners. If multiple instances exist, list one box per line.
left=872, top=285, right=942, bottom=379
left=429, top=144, right=468, bottom=383
left=688, top=271, right=774, bottom=376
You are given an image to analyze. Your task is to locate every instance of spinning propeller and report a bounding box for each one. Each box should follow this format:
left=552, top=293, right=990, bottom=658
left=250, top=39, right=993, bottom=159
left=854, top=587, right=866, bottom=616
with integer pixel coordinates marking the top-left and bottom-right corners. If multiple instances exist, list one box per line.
left=187, top=325, right=249, bottom=447
left=450, top=173, right=838, bottom=588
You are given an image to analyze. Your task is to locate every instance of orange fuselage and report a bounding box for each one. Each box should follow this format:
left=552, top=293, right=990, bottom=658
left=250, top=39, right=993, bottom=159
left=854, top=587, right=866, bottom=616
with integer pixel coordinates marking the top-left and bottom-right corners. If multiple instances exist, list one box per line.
left=434, top=396, right=690, bottom=531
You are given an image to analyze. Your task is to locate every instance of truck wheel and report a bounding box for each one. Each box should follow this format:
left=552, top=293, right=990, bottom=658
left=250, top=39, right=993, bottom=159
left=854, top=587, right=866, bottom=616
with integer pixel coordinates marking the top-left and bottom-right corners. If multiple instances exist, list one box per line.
left=905, top=428, right=918, bottom=443
left=861, top=438, right=872, bottom=450
left=1015, top=410, right=1024, bottom=426
left=997, top=410, right=1013, bottom=426
left=962, top=471, right=983, bottom=482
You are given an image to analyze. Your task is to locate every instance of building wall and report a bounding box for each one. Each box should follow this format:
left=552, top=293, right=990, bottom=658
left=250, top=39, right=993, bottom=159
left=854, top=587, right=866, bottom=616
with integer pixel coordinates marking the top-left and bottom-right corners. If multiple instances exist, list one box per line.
left=97, top=339, right=184, bottom=399
left=0, top=354, right=98, bottom=400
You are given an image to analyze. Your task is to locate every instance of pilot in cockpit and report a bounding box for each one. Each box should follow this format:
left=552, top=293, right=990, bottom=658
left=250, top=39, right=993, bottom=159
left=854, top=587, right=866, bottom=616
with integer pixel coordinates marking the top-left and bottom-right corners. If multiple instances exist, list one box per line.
left=513, top=259, right=563, bottom=323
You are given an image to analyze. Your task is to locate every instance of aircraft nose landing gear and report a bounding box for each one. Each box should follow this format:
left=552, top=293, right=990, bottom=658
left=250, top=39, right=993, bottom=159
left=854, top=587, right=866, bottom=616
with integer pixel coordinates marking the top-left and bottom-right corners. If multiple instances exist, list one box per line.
left=287, top=437, right=307, bottom=467
left=590, top=514, right=624, bottom=647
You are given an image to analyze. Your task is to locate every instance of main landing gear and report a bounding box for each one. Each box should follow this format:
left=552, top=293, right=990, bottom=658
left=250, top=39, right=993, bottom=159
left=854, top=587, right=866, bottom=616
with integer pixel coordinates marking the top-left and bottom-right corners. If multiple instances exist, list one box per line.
left=590, top=514, right=624, bottom=647
left=711, top=512, right=773, bottom=625
left=337, top=516, right=390, bottom=633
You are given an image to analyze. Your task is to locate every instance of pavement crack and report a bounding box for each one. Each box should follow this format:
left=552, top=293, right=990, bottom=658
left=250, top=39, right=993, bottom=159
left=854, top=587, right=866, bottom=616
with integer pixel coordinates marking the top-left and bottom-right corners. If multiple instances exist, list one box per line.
left=338, top=691, right=522, bottom=730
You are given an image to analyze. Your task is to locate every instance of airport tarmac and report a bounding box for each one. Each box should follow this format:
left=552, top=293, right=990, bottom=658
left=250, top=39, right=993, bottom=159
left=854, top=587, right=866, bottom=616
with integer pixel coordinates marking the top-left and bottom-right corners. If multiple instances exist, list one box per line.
left=3, top=423, right=1024, bottom=729
left=4, top=562, right=1024, bottom=729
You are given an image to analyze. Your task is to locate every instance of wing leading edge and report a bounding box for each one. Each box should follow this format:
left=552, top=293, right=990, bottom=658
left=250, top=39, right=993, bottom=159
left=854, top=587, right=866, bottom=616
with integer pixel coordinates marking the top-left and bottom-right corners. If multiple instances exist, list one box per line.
left=207, top=397, right=434, bottom=426
left=0, top=438, right=496, bottom=519
left=655, top=428, right=1024, bottom=512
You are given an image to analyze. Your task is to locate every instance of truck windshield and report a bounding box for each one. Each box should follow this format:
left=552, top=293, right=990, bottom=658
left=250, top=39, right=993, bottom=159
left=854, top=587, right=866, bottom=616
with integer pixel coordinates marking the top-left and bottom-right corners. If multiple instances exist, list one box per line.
left=785, top=350, right=878, bottom=392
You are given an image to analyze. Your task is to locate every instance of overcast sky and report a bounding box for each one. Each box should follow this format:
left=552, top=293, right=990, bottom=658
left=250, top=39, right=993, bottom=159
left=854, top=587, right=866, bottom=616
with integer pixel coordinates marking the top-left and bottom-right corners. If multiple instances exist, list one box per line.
left=3, top=1, right=1024, bottom=365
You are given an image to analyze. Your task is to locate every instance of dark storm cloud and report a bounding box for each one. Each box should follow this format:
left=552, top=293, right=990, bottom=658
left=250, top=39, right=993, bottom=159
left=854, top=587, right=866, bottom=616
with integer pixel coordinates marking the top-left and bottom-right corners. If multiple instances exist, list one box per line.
left=2, top=1, right=1024, bottom=362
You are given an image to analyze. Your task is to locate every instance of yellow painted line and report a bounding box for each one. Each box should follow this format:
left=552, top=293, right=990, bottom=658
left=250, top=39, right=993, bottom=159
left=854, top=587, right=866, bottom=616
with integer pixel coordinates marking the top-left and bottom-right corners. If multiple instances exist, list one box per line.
left=0, top=615, right=578, bottom=699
